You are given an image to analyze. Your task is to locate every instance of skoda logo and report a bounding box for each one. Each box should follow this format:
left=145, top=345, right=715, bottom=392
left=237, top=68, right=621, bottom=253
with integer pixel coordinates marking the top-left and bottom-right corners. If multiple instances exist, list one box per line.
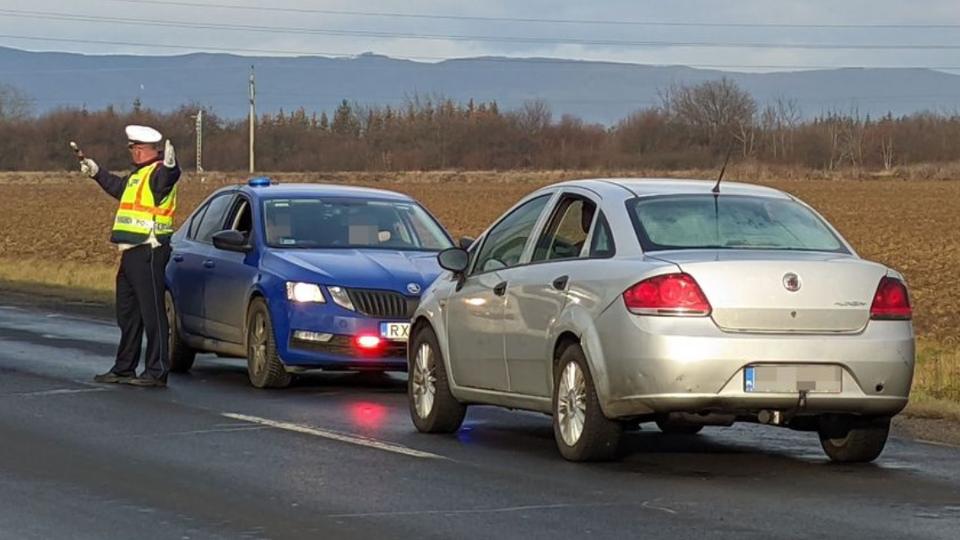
left=783, top=273, right=801, bottom=292
left=407, top=283, right=422, bottom=295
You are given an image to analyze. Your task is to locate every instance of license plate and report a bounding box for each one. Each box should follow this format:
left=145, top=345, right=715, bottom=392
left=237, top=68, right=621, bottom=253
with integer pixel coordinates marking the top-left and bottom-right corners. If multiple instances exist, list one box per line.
left=379, top=322, right=410, bottom=341
left=744, top=365, right=842, bottom=393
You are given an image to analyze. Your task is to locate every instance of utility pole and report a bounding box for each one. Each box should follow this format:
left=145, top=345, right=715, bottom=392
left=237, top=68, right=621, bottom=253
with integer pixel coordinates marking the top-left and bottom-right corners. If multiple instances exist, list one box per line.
left=195, top=109, right=204, bottom=174
left=249, top=65, right=256, bottom=173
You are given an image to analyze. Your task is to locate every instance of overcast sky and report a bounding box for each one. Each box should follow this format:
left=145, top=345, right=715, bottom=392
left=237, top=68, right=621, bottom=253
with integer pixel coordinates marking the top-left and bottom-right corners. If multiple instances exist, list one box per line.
left=2, top=0, right=960, bottom=72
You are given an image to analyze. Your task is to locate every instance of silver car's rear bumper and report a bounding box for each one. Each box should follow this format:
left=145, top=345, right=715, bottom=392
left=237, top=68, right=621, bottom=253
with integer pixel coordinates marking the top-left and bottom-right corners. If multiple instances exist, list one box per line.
left=590, top=302, right=915, bottom=419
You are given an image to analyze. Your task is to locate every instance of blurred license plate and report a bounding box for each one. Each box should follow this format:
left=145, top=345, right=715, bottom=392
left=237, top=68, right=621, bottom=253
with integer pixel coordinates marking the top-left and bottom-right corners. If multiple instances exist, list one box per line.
left=380, top=322, right=410, bottom=341
left=744, top=365, right=842, bottom=393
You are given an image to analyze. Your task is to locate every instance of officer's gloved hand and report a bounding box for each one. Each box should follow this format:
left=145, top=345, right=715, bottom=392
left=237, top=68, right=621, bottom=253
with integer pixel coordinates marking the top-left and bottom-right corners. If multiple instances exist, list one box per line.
left=79, top=158, right=99, bottom=178
left=163, top=139, right=176, bottom=168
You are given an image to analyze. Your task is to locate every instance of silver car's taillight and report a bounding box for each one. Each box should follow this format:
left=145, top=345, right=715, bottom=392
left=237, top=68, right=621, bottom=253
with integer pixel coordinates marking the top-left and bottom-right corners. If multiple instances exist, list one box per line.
left=623, top=273, right=712, bottom=317
left=870, top=277, right=911, bottom=320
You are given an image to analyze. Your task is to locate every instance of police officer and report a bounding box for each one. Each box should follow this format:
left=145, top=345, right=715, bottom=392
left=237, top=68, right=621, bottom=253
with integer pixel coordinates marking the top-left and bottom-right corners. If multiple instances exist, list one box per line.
left=79, top=125, right=180, bottom=387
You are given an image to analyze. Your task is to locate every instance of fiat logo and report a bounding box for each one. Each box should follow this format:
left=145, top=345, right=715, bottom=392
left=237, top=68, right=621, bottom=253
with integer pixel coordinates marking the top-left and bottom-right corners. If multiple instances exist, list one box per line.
left=407, top=283, right=422, bottom=295
left=783, top=273, right=801, bottom=292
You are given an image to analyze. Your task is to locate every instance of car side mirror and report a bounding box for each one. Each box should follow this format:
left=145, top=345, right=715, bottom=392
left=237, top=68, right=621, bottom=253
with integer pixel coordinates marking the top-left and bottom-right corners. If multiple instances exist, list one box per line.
left=438, top=247, right=470, bottom=274
left=212, top=229, right=252, bottom=253
left=459, top=236, right=476, bottom=250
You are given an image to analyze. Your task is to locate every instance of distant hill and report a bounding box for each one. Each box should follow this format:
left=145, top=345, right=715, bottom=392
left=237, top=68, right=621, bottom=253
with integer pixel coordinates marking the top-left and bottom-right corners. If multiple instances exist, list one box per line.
left=3, top=46, right=960, bottom=124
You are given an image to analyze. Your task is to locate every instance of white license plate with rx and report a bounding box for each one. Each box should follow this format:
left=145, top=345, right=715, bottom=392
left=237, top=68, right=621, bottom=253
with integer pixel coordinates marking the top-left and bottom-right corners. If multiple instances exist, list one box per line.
left=380, top=322, right=410, bottom=341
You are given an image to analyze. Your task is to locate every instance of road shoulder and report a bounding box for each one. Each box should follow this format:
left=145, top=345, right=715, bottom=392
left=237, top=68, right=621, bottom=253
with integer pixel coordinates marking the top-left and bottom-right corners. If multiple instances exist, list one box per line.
left=893, top=415, right=960, bottom=448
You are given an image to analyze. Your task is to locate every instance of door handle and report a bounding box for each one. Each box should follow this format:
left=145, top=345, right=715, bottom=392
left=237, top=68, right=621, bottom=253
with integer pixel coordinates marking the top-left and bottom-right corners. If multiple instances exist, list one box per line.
left=493, top=281, right=507, bottom=296
left=172, top=254, right=184, bottom=263
left=203, top=260, right=215, bottom=269
left=552, top=275, right=569, bottom=291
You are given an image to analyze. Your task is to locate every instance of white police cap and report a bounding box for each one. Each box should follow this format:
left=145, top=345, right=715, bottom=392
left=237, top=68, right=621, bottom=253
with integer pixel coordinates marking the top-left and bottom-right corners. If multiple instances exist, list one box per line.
left=125, top=125, right=162, bottom=144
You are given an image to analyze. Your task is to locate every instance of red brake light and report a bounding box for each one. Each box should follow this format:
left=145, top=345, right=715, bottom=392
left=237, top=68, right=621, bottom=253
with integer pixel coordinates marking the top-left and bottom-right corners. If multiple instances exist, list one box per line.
left=623, top=273, right=711, bottom=316
left=355, top=335, right=383, bottom=349
left=870, top=277, right=911, bottom=320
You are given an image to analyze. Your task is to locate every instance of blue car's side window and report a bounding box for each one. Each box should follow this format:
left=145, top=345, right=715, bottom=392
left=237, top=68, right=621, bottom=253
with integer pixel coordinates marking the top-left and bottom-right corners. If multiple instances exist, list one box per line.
left=226, top=196, right=254, bottom=241
left=187, top=204, right=209, bottom=240
left=194, top=194, right=235, bottom=244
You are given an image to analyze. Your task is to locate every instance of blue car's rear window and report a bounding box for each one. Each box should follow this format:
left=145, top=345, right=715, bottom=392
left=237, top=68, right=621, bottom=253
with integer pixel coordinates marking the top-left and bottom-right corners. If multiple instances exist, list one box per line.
left=263, top=198, right=452, bottom=251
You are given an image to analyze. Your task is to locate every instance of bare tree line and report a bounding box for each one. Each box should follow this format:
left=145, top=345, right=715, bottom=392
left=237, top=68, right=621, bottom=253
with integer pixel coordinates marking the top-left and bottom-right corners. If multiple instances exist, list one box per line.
left=1, top=79, right=959, bottom=172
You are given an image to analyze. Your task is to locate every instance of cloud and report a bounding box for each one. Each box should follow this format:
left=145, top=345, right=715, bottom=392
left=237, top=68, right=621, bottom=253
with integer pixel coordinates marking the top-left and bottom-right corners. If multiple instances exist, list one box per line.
left=1, top=0, right=958, bottom=71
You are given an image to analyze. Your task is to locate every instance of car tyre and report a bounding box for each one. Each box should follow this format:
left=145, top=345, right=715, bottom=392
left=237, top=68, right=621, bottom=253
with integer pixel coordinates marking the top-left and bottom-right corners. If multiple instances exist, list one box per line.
left=408, top=325, right=465, bottom=433
left=245, top=298, right=291, bottom=389
left=553, top=345, right=622, bottom=462
left=656, top=418, right=704, bottom=435
left=818, top=415, right=890, bottom=463
left=165, top=290, right=196, bottom=373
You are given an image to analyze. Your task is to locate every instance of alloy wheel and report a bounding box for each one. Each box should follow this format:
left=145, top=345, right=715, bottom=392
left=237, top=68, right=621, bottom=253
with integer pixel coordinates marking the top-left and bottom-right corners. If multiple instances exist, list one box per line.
left=249, top=312, right=267, bottom=378
left=557, top=360, right=587, bottom=447
left=412, top=342, right=437, bottom=419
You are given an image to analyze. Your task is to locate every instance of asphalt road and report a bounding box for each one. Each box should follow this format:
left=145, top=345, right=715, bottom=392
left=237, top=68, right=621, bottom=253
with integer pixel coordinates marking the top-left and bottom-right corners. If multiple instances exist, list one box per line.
left=1, top=300, right=959, bottom=540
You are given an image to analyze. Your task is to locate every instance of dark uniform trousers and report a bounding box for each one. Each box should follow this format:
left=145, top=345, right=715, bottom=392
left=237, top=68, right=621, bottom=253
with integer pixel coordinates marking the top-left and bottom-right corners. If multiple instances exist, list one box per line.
left=111, top=243, right=171, bottom=380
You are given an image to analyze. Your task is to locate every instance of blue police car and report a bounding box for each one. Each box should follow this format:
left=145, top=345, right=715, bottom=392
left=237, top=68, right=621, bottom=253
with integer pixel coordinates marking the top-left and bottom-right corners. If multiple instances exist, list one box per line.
left=164, top=177, right=454, bottom=388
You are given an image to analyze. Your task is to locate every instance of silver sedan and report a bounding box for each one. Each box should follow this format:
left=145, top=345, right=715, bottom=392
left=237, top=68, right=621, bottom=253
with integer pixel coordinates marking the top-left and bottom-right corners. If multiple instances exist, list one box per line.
left=407, top=178, right=914, bottom=463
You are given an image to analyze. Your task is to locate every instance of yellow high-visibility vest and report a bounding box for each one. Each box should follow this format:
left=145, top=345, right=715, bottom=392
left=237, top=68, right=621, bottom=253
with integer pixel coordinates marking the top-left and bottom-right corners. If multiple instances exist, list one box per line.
left=110, top=161, right=177, bottom=244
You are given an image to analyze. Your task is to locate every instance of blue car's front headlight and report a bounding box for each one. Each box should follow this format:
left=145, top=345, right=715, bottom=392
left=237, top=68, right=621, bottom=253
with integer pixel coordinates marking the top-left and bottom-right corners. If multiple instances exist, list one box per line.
left=286, top=282, right=326, bottom=303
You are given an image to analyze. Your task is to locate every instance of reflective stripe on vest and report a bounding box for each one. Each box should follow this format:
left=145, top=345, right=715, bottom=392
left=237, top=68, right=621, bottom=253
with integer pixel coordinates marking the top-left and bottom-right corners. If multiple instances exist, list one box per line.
left=110, top=161, right=177, bottom=244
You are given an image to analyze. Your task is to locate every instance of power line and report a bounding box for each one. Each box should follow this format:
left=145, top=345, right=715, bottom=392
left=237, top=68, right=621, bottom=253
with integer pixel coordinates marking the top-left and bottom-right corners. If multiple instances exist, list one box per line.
left=4, top=9, right=960, bottom=51
left=104, top=0, right=960, bottom=30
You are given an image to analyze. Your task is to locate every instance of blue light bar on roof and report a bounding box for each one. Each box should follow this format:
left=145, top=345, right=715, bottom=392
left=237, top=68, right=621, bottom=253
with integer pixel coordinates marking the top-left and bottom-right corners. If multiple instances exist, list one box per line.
left=248, top=176, right=272, bottom=187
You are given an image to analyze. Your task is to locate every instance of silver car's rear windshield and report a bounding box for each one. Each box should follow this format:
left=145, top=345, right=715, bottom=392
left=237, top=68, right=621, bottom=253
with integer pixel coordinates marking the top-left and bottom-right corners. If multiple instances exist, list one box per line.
left=627, top=195, right=849, bottom=253
left=263, top=197, right=453, bottom=251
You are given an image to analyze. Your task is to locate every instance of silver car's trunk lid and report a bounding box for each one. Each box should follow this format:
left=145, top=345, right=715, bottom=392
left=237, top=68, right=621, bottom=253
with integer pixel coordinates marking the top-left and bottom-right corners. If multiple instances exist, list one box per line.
left=652, top=250, right=886, bottom=333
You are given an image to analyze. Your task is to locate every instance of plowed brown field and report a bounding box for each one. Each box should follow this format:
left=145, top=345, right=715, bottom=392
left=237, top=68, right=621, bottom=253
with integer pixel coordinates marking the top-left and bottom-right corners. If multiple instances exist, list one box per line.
left=1, top=169, right=959, bottom=406
left=2, top=170, right=958, bottom=339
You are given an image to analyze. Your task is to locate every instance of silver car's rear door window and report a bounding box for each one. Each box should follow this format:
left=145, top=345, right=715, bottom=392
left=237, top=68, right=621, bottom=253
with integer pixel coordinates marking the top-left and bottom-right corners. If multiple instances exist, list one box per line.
left=587, top=213, right=616, bottom=259
left=532, top=195, right=597, bottom=262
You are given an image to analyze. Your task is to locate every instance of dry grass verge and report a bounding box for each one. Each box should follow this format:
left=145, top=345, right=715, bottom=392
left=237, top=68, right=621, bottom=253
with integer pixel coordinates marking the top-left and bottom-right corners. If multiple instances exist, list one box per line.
left=906, top=338, right=960, bottom=420
left=0, top=258, right=114, bottom=303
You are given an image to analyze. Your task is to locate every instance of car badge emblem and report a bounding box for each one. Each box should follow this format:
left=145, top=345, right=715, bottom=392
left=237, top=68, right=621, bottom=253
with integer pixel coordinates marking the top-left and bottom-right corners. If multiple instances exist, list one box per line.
left=783, top=273, right=801, bottom=292
left=407, top=283, right=422, bottom=295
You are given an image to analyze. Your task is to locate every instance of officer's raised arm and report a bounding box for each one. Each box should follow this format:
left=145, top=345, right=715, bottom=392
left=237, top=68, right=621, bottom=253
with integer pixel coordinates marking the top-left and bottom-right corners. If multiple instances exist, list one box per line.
left=78, top=153, right=127, bottom=200
left=149, top=138, right=181, bottom=203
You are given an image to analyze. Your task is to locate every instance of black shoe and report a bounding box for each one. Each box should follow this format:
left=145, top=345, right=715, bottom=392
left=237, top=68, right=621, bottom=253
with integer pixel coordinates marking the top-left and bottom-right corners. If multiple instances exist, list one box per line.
left=122, top=376, right=168, bottom=388
left=93, top=371, right=135, bottom=384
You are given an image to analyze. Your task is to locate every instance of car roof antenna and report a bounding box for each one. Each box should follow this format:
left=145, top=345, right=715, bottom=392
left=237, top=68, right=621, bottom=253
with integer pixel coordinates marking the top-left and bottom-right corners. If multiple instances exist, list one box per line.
left=712, top=144, right=734, bottom=195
